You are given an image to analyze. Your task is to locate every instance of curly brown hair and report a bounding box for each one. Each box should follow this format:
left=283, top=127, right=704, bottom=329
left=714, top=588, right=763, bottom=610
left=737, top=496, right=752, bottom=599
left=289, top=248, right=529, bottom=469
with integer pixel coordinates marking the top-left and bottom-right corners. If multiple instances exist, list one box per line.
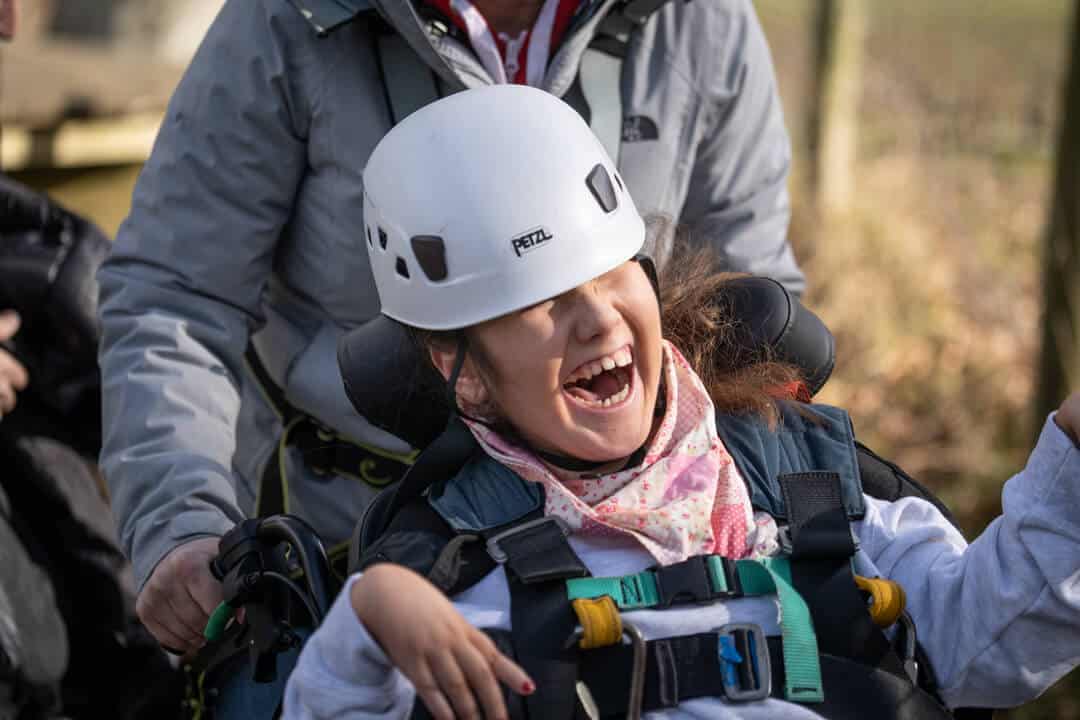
left=653, top=218, right=801, bottom=427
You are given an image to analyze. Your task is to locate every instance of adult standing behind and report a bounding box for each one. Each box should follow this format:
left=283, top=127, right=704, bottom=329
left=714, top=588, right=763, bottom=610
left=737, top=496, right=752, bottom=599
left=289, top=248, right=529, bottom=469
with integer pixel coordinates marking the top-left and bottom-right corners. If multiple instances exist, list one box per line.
left=98, top=0, right=801, bottom=654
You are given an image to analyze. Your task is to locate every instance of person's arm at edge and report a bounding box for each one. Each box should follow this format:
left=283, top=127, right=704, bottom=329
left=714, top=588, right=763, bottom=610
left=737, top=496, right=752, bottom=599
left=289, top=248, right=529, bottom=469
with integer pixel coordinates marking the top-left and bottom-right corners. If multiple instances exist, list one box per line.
left=855, top=409, right=1080, bottom=708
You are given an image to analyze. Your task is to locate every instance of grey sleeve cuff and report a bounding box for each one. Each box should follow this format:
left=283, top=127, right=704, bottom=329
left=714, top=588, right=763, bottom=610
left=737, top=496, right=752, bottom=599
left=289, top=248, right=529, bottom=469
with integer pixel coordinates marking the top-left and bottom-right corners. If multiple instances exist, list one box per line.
left=129, top=507, right=241, bottom=594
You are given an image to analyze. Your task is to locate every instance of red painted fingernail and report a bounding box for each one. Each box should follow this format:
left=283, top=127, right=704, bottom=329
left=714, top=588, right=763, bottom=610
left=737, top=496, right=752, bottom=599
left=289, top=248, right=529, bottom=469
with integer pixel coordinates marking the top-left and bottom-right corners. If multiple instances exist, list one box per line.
left=522, top=681, right=535, bottom=694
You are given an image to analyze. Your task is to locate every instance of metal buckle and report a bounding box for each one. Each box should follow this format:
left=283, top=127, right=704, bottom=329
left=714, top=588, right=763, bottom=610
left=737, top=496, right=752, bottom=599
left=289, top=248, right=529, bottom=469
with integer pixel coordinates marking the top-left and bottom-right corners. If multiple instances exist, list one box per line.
left=485, top=516, right=572, bottom=564
left=569, top=621, right=646, bottom=720
left=896, top=611, right=919, bottom=684
left=623, top=623, right=647, bottom=720
left=714, top=623, right=771, bottom=702
left=777, top=525, right=794, bottom=555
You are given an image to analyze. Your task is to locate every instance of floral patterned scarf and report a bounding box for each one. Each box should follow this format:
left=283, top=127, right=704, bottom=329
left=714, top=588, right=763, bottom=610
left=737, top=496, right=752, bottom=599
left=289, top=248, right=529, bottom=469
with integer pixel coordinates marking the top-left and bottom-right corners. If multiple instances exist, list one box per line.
left=465, top=341, right=765, bottom=564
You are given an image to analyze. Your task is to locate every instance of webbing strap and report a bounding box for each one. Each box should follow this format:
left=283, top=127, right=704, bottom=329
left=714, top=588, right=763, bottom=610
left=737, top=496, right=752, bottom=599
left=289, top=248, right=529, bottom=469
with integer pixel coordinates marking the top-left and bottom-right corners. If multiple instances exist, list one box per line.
left=565, top=555, right=780, bottom=606
left=736, top=559, right=824, bottom=703
left=779, top=472, right=911, bottom=683
left=376, top=30, right=441, bottom=123
left=491, top=516, right=589, bottom=584
left=566, top=570, right=658, bottom=609
left=566, top=556, right=824, bottom=703
left=780, top=472, right=853, bottom=560
left=246, top=345, right=415, bottom=517
left=621, top=0, right=673, bottom=25
left=499, top=516, right=590, bottom=719
left=578, top=47, right=623, bottom=163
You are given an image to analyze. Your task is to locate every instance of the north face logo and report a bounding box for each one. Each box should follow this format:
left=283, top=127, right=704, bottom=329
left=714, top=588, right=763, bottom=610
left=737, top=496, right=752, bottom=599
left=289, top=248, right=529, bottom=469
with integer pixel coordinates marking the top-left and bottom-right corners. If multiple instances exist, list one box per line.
left=511, top=226, right=553, bottom=257
left=621, top=115, right=659, bottom=143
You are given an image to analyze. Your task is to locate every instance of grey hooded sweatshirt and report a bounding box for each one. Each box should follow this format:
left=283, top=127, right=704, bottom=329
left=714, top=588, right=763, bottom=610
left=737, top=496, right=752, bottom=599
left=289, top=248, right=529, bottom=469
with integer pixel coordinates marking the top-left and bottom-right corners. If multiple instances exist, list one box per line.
left=98, top=0, right=801, bottom=591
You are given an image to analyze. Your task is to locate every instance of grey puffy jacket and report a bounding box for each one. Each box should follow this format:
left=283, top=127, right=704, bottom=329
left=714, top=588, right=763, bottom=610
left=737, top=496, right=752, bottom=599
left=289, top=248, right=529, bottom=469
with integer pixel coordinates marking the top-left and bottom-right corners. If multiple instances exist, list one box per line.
left=97, top=0, right=801, bottom=591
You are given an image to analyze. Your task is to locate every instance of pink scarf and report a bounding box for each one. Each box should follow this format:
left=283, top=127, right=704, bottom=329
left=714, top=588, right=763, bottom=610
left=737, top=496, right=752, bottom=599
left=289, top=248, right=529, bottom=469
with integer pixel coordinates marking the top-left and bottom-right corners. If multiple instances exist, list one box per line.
left=465, top=341, right=760, bottom=564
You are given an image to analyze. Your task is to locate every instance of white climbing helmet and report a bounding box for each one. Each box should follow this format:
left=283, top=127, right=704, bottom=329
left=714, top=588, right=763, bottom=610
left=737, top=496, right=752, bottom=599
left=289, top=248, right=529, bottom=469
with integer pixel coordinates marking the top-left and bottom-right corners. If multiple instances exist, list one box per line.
left=362, top=84, right=645, bottom=331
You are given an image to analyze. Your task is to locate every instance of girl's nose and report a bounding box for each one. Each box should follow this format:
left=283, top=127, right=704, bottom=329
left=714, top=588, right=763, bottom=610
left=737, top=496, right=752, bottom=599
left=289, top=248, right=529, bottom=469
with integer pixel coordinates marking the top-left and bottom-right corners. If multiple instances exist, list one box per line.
left=572, top=282, right=621, bottom=344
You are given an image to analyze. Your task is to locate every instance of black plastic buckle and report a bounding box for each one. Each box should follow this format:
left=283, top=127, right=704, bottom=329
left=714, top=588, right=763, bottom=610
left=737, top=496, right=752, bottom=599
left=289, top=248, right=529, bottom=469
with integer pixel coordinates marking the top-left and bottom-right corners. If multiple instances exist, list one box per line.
left=485, top=516, right=572, bottom=564
left=291, top=421, right=336, bottom=478
left=654, top=556, right=740, bottom=607
left=715, top=623, right=771, bottom=702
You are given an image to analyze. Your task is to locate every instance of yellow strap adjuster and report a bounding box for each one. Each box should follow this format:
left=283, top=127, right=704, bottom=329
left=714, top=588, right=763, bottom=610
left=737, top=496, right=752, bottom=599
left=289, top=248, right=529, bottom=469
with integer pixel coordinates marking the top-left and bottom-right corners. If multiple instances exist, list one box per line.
left=854, top=575, right=906, bottom=628
left=571, top=596, right=624, bottom=649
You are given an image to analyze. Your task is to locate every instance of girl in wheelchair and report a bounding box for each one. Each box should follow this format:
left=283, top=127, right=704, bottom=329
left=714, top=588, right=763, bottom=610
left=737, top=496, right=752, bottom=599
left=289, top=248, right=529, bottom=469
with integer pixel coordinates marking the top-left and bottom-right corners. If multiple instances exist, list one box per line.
left=282, top=85, right=1080, bottom=720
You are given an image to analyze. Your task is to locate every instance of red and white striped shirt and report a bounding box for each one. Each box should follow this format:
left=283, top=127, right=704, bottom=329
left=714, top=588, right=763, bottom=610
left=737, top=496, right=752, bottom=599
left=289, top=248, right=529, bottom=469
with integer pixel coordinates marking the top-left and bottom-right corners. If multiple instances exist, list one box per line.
left=425, top=0, right=580, bottom=86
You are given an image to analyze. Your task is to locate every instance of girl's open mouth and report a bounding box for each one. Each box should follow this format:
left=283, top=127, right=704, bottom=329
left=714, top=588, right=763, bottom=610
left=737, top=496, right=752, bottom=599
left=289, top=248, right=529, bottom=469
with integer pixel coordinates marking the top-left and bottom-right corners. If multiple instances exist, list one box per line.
left=561, top=345, right=635, bottom=410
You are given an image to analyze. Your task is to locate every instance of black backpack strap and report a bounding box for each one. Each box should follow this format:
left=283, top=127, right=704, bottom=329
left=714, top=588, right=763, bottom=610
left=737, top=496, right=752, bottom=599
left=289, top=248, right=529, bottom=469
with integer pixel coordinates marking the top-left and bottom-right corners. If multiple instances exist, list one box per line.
left=369, top=14, right=444, bottom=124
left=570, top=0, right=677, bottom=162
left=778, top=472, right=910, bottom=682
left=353, top=483, right=498, bottom=595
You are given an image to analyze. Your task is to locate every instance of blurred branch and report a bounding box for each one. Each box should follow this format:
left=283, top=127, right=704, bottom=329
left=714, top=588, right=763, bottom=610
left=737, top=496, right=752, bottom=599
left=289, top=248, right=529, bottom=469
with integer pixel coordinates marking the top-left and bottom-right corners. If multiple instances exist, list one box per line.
left=806, top=0, right=866, bottom=215
left=1037, top=1, right=1080, bottom=426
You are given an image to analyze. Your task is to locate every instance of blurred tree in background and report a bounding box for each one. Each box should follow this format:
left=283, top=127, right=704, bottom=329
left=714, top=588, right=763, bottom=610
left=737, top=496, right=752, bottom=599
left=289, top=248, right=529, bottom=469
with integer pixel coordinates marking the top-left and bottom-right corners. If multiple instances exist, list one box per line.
left=1037, top=2, right=1080, bottom=431
left=807, top=0, right=865, bottom=214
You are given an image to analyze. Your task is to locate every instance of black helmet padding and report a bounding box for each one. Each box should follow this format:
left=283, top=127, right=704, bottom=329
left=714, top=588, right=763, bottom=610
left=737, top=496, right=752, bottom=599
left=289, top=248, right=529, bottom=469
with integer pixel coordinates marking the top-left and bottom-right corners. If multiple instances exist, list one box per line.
left=338, top=276, right=836, bottom=449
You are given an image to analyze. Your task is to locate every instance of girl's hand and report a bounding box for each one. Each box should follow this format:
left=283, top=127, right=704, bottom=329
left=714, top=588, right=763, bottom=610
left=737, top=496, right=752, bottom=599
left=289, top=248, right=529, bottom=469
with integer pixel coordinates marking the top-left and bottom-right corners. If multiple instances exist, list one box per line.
left=350, top=563, right=534, bottom=720
left=1055, top=392, right=1080, bottom=448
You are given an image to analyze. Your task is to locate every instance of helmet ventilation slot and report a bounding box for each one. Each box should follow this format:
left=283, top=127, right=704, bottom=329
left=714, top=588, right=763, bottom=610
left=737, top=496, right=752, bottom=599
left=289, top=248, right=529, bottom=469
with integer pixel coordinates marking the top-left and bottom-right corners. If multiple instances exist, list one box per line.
left=586, top=164, right=618, bottom=213
left=411, top=236, right=449, bottom=282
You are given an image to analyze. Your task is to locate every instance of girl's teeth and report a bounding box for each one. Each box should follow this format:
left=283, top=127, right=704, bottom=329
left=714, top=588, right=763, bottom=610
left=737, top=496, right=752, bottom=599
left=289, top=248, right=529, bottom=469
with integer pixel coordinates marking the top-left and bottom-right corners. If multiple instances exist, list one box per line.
left=585, top=382, right=630, bottom=408
left=565, top=347, right=634, bottom=385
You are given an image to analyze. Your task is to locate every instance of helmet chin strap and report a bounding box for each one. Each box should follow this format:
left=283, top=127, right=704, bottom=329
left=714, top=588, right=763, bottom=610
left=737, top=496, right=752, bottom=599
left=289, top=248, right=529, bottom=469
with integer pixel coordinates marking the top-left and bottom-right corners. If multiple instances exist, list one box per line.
left=445, top=334, right=659, bottom=476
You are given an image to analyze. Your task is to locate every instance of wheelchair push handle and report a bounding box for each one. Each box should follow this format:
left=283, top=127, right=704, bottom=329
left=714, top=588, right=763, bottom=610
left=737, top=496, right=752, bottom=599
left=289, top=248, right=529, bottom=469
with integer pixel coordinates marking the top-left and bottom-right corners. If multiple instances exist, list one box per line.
left=204, top=515, right=334, bottom=642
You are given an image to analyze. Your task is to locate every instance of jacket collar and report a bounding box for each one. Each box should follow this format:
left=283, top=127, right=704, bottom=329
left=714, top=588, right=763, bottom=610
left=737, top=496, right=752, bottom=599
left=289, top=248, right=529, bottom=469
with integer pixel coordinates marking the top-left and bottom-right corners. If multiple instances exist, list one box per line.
left=287, top=0, right=623, bottom=95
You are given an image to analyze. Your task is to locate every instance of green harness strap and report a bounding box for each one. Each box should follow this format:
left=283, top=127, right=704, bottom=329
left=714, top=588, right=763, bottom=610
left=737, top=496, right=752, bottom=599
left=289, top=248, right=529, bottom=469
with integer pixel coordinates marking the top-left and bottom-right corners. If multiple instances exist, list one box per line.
left=566, top=556, right=825, bottom=704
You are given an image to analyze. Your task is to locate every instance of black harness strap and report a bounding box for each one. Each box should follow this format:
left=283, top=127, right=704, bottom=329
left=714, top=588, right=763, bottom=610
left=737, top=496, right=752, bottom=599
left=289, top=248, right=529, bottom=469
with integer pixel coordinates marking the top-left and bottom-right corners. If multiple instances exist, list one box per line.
left=765, top=639, right=952, bottom=720
left=779, top=472, right=909, bottom=681
left=246, top=345, right=413, bottom=518
left=489, top=515, right=589, bottom=720
left=570, top=632, right=954, bottom=720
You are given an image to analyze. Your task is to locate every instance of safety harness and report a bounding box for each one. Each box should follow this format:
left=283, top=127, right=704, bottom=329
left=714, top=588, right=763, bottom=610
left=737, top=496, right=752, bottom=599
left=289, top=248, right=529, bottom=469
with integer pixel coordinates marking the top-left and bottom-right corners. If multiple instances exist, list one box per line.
left=243, top=346, right=417, bottom=520
left=352, top=404, right=964, bottom=720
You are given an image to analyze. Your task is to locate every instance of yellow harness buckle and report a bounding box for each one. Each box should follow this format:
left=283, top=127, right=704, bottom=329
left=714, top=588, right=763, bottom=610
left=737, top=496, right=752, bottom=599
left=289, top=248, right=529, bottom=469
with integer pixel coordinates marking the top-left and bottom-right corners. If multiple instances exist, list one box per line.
left=572, top=596, right=624, bottom=649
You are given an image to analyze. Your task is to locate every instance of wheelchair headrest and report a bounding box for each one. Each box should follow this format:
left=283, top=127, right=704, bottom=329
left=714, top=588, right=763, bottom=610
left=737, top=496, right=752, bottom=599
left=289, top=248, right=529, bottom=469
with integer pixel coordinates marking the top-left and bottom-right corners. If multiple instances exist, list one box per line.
left=338, top=276, right=835, bottom=450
